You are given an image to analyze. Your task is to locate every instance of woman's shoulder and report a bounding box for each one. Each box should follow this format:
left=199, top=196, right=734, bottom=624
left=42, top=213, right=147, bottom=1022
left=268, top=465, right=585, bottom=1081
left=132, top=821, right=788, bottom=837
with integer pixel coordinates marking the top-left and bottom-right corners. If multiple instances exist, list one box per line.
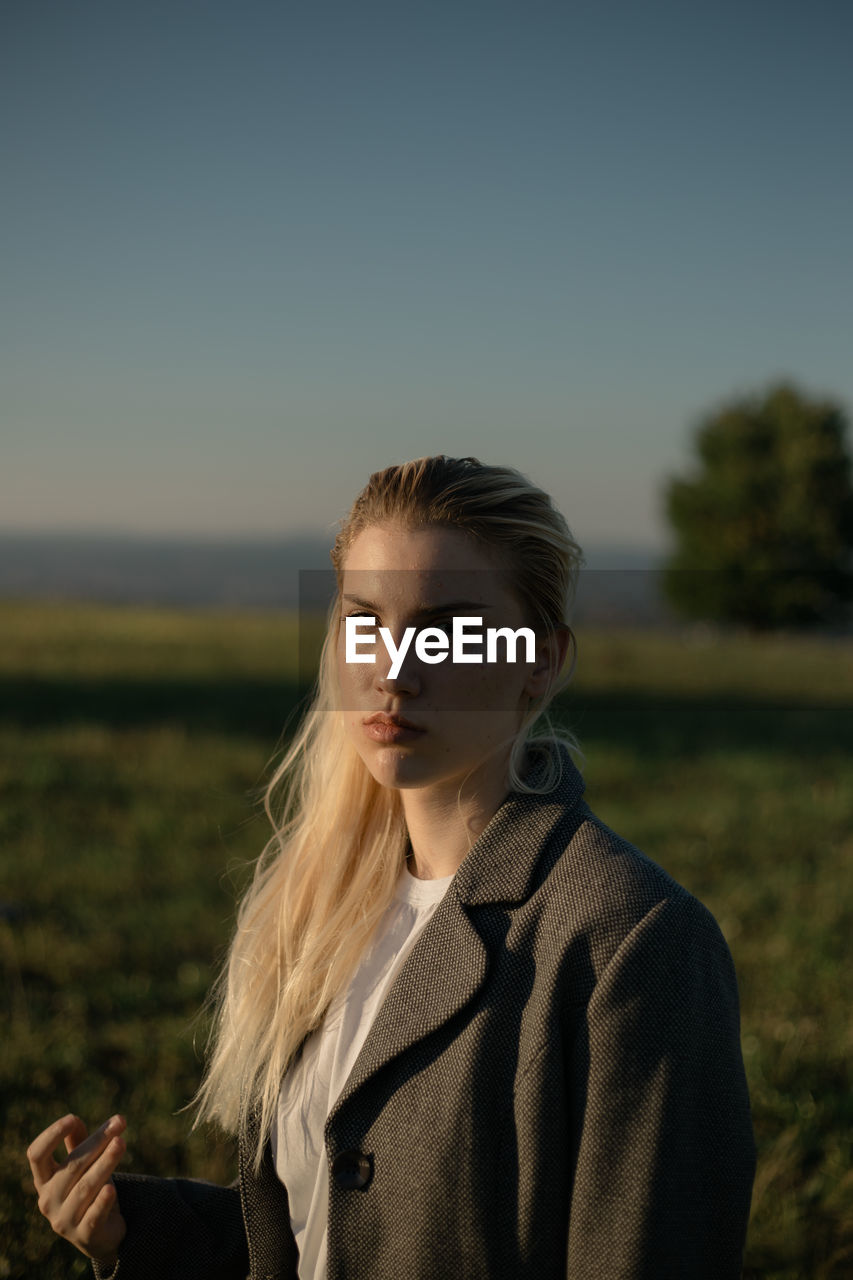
left=559, top=798, right=686, bottom=907
left=532, top=798, right=733, bottom=986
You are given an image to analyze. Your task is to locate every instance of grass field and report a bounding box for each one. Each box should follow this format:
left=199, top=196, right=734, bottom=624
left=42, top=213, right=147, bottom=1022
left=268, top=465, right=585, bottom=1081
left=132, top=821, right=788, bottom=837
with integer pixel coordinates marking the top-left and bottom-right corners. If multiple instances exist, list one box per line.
left=2, top=602, right=851, bottom=1278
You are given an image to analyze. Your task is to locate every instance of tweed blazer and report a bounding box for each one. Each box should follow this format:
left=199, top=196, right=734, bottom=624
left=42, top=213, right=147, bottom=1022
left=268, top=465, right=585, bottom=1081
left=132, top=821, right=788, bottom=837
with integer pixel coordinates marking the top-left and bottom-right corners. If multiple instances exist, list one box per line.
left=92, top=743, right=756, bottom=1280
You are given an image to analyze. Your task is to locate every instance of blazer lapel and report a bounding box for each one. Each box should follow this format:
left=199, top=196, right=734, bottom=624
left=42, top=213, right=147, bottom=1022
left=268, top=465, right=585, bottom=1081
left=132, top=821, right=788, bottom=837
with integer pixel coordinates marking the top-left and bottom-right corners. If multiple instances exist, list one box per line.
left=326, top=884, right=488, bottom=1124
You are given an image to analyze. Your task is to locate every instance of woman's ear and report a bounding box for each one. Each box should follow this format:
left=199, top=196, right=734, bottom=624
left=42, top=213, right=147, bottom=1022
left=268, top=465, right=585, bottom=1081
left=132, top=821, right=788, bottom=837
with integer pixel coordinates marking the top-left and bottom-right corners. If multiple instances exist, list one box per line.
left=523, top=625, right=572, bottom=700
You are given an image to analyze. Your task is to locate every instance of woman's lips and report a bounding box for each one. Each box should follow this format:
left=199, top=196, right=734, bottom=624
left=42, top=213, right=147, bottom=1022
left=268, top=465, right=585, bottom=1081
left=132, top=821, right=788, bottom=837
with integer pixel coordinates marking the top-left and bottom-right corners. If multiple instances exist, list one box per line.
left=363, top=721, right=425, bottom=743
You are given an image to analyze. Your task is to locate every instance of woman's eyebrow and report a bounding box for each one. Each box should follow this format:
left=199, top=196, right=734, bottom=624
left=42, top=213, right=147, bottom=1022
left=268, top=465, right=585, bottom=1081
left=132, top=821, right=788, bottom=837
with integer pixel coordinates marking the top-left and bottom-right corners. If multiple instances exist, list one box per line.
left=341, top=595, right=494, bottom=618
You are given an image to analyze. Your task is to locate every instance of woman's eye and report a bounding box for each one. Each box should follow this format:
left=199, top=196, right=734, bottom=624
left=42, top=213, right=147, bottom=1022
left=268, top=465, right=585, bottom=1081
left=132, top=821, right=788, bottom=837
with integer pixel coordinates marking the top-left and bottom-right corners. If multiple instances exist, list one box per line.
left=418, top=618, right=453, bottom=638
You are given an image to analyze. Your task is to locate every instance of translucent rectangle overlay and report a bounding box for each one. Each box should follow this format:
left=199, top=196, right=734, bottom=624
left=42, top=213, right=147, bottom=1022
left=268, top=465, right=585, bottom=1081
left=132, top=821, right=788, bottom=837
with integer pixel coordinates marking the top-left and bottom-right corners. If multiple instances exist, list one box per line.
left=296, top=566, right=852, bottom=711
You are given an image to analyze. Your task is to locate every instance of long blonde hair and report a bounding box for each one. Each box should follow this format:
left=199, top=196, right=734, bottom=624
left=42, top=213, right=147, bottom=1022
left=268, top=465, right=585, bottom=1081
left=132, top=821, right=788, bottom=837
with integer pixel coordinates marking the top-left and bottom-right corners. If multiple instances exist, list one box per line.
left=192, top=455, right=585, bottom=1170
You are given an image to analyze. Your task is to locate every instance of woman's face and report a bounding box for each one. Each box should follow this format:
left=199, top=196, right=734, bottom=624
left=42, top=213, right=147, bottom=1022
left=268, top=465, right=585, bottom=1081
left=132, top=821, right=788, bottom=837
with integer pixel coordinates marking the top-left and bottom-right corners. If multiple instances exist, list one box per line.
left=336, top=521, right=562, bottom=793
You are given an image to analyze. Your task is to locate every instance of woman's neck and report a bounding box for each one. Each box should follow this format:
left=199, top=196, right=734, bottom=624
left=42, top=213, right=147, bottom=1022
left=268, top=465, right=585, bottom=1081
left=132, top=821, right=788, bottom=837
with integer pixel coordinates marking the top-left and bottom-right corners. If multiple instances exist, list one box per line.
left=401, top=755, right=516, bottom=880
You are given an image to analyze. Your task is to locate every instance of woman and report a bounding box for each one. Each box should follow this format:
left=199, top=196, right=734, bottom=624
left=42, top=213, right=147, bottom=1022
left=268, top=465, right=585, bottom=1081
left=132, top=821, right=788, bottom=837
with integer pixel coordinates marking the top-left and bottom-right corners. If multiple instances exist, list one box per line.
left=27, top=455, right=757, bottom=1278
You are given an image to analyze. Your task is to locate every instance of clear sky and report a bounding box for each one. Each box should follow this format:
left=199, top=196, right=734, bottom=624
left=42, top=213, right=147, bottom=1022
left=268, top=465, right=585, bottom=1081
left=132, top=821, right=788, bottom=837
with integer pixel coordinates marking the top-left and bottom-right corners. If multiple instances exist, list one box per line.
left=3, top=0, right=851, bottom=552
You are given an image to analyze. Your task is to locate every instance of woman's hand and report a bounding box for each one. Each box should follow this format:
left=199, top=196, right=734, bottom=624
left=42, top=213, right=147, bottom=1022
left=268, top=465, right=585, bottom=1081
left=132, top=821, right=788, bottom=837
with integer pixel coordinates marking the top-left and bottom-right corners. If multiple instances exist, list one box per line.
left=27, top=1113, right=128, bottom=1267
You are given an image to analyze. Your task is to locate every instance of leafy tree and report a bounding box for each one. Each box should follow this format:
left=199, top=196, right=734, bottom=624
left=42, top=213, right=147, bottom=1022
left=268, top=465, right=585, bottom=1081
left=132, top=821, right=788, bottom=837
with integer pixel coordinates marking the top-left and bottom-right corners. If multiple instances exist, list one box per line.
left=661, top=382, right=853, bottom=630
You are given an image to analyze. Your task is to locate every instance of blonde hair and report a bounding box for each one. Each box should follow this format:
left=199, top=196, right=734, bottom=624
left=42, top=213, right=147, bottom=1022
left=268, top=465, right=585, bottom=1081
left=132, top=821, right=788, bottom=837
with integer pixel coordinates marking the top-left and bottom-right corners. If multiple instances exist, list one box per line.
left=192, top=455, right=585, bottom=1170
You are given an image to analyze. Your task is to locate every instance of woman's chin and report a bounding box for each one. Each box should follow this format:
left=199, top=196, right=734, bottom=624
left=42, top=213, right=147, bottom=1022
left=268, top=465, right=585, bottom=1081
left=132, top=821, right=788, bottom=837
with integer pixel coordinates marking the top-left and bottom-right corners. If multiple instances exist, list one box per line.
left=361, top=747, right=435, bottom=790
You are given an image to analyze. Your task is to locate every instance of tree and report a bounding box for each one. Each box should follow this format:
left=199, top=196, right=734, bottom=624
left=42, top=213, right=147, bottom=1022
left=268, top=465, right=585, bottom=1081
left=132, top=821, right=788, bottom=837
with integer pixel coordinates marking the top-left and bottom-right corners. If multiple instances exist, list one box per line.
left=661, top=381, right=853, bottom=630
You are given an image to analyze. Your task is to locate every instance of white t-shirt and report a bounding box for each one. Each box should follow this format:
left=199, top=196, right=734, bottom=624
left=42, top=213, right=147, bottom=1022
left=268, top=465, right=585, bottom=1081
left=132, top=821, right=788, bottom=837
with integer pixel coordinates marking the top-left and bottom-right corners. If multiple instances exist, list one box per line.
left=271, top=863, right=454, bottom=1280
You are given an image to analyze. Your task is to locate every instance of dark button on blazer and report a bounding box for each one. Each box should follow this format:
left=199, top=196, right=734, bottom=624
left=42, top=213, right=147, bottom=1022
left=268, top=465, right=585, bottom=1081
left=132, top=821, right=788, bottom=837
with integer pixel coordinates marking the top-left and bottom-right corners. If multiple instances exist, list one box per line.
left=94, top=742, right=757, bottom=1279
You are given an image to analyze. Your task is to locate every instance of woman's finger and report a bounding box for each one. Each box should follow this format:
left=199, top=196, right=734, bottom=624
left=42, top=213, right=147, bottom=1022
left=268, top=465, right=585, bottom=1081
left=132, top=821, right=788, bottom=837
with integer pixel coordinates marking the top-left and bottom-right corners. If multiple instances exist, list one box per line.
left=79, top=1178, right=119, bottom=1239
left=52, top=1132, right=125, bottom=1235
left=68, top=1136, right=126, bottom=1229
left=53, top=1116, right=125, bottom=1195
left=27, top=1115, right=79, bottom=1189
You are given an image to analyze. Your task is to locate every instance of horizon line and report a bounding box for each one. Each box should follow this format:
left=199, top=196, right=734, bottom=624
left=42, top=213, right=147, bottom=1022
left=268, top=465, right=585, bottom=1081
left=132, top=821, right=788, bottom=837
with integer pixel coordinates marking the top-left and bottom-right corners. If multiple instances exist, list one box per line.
left=0, top=526, right=668, bottom=555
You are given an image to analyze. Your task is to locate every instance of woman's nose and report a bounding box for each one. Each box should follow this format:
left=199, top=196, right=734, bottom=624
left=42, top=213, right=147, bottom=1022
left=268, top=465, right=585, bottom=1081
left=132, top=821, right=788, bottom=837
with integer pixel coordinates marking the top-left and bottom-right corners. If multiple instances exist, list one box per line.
left=375, top=663, right=421, bottom=695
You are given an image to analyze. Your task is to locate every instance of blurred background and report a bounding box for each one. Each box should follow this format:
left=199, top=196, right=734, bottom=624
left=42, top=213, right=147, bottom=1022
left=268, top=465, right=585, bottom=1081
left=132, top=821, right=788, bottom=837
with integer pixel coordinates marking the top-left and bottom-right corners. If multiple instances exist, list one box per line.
left=2, top=2, right=852, bottom=1276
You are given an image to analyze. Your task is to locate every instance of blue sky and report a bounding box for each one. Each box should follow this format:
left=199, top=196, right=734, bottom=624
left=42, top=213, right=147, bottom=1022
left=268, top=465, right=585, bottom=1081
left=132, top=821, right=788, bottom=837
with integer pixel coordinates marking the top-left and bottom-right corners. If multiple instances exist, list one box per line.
left=3, top=0, right=851, bottom=552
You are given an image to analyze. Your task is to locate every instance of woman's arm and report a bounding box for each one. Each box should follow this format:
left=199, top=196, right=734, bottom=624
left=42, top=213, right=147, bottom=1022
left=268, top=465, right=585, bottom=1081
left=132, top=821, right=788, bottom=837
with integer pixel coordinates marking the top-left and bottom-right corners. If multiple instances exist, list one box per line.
left=566, top=892, right=757, bottom=1279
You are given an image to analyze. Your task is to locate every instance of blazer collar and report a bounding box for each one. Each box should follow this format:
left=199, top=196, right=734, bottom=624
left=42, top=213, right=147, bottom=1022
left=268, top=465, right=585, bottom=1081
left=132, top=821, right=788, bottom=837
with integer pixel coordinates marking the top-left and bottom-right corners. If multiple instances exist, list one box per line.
left=453, top=739, right=586, bottom=907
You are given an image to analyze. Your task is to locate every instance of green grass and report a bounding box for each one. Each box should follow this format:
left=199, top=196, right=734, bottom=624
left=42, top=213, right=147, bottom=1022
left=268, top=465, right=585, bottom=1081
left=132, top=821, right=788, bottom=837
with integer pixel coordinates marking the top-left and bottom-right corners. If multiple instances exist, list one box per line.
left=2, top=602, right=851, bottom=1278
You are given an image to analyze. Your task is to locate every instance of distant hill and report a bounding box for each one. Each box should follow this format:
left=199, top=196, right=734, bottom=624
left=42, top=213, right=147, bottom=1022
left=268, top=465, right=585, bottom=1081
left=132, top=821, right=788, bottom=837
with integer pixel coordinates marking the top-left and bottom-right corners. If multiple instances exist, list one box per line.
left=0, top=532, right=674, bottom=626
left=0, top=532, right=334, bottom=609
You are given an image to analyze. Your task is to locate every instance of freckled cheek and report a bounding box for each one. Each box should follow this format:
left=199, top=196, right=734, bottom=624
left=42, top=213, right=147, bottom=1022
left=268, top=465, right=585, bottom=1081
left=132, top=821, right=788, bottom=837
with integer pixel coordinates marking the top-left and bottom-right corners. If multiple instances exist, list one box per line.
left=445, top=659, right=522, bottom=691
left=337, top=639, right=372, bottom=681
